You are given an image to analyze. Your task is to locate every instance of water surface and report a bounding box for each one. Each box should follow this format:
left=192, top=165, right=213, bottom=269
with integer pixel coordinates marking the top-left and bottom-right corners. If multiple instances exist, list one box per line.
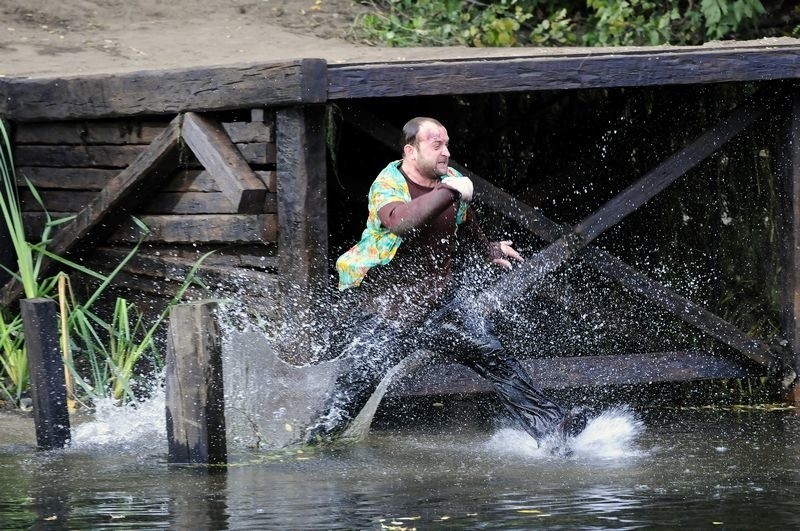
left=1, top=399, right=798, bottom=529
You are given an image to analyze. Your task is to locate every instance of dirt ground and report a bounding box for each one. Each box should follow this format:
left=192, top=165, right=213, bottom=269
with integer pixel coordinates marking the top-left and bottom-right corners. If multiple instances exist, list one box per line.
left=0, top=0, right=390, bottom=77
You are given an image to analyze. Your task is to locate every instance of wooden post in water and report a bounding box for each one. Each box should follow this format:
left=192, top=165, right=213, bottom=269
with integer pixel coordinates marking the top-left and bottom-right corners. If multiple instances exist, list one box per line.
left=276, top=103, right=329, bottom=364
left=165, top=301, right=227, bottom=465
left=20, top=298, right=71, bottom=450
left=780, top=85, right=800, bottom=401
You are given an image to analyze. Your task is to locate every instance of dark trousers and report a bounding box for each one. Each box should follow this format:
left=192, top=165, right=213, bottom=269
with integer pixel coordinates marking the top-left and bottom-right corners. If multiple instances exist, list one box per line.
left=307, top=300, right=584, bottom=444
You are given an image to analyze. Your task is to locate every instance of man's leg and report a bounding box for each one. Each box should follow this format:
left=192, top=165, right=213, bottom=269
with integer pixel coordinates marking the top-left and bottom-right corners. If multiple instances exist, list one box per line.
left=426, top=302, right=588, bottom=443
left=305, top=313, right=409, bottom=443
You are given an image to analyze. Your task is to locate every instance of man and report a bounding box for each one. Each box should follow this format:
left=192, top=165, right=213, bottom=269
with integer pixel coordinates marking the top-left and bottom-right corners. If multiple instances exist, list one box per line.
left=307, top=117, right=587, bottom=447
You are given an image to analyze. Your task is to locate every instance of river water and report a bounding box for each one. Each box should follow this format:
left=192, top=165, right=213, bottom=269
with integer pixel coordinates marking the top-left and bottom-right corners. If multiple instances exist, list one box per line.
left=1, top=394, right=799, bottom=530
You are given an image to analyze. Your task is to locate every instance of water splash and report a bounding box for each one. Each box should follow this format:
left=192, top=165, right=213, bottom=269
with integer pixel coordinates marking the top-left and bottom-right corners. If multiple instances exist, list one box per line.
left=485, top=406, right=644, bottom=460
left=70, top=387, right=166, bottom=455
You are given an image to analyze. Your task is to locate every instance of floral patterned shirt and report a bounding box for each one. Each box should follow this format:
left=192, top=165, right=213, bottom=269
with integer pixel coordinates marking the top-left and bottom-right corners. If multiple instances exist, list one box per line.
left=336, top=160, right=469, bottom=290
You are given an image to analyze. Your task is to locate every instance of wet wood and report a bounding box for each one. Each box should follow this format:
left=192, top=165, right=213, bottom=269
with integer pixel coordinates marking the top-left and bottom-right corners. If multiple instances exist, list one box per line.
left=166, top=301, right=227, bottom=465
left=107, top=214, right=278, bottom=243
left=486, top=91, right=774, bottom=305
left=181, top=112, right=267, bottom=214
left=340, top=103, right=776, bottom=368
left=1, top=117, right=182, bottom=306
left=13, top=120, right=273, bottom=145
left=327, top=46, right=800, bottom=100
left=276, top=105, right=328, bottom=363
left=390, top=351, right=761, bottom=397
left=2, top=58, right=328, bottom=121
left=17, top=167, right=119, bottom=190
left=20, top=298, right=71, bottom=450
left=779, top=87, right=800, bottom=388
left=276, top=107, right=328, bottom=291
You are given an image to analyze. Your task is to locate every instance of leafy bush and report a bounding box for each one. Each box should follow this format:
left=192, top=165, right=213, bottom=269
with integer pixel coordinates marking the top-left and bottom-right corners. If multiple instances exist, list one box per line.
left=355, top=0, right=774, bottom=47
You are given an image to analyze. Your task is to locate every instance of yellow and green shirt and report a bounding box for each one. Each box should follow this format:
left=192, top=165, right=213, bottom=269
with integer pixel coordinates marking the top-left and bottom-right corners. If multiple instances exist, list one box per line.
left=336, top=161, right=469, bottom=290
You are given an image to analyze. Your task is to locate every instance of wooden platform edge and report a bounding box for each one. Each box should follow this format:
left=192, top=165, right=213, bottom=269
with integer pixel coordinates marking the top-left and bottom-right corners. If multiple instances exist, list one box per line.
left=1, top=59, right=327, bottom=122
left=389, top=351, right=763, bottom=397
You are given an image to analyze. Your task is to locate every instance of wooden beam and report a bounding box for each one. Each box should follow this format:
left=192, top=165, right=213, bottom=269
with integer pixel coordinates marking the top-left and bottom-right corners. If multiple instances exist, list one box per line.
left=2, top=59, right=328, bottom=121
left=21, top=298, right=71, bottom=449
left=181, top=112, right=267, bottom=214
left=340, top=103, right=776, bottom=368
left=389, top=351, right=761, bottom=397
left=327, top=46, right=800, bottom=100
left=276, top=105, right=328, bottom=364
left=1, top=117, right=181, bottom=306
left=13, top=120, right=272, bottom=145
left=166, top=301, right=227, bottom=465
left=780, top=86, right=800, bottom=388
left=485, top=91, right=773, bottom=305
left=275, top=108, right=328, bottom=291
left=108, top=214, right=277, bottom=244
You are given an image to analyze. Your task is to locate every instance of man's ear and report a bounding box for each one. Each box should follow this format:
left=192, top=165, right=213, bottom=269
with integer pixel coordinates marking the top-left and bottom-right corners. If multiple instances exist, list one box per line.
left=403, top=143, right=416, bottom=159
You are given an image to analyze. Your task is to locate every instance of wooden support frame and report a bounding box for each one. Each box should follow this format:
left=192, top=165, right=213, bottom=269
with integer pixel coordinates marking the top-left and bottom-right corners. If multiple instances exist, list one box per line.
left=165, top=301, right=227, bottom=465
left=327, top=46, right=800, bottom=100
left=780, top=85, right=800, bottom=390
left=21, top=298, right=71, bottom=450
left=181, top=112, right=267, bottom=214
left=1, top=59, right=327, bottom=121
left=1, top=116, right=181, bottom=306
left=339, top=101, right=777, bottom=370
left=276, top=105, right=329, bottom=363
left=390, top=351, right=760, bottom=397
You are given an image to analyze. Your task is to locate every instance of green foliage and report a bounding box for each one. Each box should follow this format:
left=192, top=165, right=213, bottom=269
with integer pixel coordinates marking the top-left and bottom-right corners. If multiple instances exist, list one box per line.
left=356, top=0, right=774, bottom=47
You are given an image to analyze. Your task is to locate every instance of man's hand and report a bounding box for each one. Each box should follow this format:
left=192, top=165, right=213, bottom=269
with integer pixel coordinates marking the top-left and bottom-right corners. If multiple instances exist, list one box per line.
left=492, top=240, right=524, bottom=270
left=441, top=176, right=474, bottom=202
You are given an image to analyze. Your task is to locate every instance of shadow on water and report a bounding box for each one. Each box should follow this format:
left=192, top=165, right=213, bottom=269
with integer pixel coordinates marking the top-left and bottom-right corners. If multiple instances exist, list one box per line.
left=2, top=387, right=800, bottom=529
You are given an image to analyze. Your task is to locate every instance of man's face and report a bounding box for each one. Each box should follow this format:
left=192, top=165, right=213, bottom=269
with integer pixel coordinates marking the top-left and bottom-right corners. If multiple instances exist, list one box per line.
left=412, top=122, right=450, bottom=178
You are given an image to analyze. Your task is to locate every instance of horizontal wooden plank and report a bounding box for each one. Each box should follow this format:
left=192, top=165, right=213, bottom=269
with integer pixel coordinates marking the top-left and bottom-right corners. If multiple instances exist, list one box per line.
left=13, top=121, right=168, bottom=145
left=162, top=170, right=274, bottom=193
left=141, top=192, right=276, bottom=215
left=108, top=214, right=277, bottom=243
left=1, top=58, right=327, bottom=121
left=389, top=351, right=761, bottom=397
left=13, top=120, right=273, bottom=145
left=15, top=143, right=274, bottom=168
left=92, top=246, right=278, bottom=274
left=327, top=46, right=800, bottom=99
left=16, top=167, right=119, bottom=190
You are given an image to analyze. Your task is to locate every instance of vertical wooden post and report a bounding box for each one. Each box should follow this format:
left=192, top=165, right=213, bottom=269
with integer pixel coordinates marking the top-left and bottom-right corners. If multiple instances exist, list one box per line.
left=20, top=298, right=71, bottom=450
left=779, top=84, right=800, bottom=399
left=276, top=105, right=329, bottom=363
left=165, top=301, right=227, bottom=465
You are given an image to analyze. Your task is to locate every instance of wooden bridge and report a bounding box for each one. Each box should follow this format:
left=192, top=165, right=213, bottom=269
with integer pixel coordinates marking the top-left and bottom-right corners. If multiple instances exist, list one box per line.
left=3, top=39, right=800, bottom=398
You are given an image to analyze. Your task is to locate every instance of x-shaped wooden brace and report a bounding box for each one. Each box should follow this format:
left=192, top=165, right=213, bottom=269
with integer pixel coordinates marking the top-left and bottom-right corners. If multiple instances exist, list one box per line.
left=340, top=92, right=794, bottom=379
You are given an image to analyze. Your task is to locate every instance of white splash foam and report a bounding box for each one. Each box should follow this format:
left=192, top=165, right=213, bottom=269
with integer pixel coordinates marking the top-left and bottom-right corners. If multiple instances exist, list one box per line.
left=485, top=406, right=644, bottom=460
left=71, top=387, right=166, bottom=454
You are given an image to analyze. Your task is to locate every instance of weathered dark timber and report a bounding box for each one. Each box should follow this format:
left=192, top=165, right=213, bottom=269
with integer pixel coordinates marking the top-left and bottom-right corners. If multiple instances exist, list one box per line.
left=14, top=121, right=167, bottom=145
left=14, top=142, right=274, bottom=169
left=20, top=298, right=71, bottom=450
left=181, top=112, right=267, bottom=214
left=780, top=87, right=800, bottom=385
left=2, top=59, right=328, bottom=121
left=327, top=46, right=800, bottom=99
left=276, top=108, right=328, bottom=288
left=13, top=120, right=272, bottom=145
left=340, top=103, right=776, bottom=367
left=18, top=190, right=96, bottom=212
left=483, top=91, right=773, bottom=307
left=389, top=351, right=761, bottom=397
left=107, top=214, right=278, bottom=243
left=166, top=301, right=227, bottom=465
left=276, top=105, right=328, bottom=364
left=90, top=246, right=278, bottom=277
left=1, top=117, right=181, bottom=306
left=17, top=167, right=119, bottom=190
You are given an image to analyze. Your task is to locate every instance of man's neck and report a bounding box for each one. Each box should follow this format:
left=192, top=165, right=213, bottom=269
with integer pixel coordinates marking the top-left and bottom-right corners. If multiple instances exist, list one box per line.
left=400, top=160, right=439, bottom=188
